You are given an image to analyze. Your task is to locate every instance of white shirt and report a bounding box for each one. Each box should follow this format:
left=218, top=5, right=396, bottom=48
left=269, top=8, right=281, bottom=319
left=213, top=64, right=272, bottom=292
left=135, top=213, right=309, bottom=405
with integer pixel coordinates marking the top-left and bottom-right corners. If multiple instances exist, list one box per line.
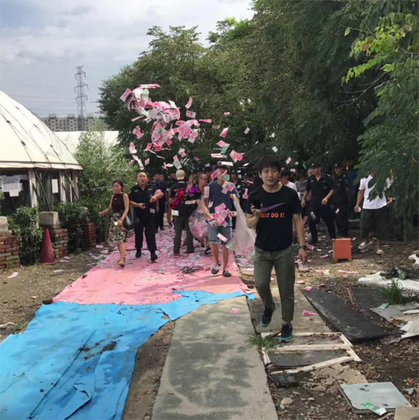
left=359, top=175, right=391, bottom=210
left=283, top=181, right=298, bottom=193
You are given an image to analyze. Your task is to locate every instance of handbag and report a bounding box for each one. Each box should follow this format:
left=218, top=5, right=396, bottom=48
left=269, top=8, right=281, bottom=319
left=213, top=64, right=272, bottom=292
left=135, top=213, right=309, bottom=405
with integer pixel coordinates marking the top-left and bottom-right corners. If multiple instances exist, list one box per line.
left=123, top=205, right=137, bottom=230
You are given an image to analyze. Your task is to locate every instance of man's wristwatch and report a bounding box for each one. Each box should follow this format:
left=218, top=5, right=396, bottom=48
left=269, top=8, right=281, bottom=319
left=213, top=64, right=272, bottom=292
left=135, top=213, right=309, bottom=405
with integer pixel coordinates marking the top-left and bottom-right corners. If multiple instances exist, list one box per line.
left=299, top=245, right=307, bottom=250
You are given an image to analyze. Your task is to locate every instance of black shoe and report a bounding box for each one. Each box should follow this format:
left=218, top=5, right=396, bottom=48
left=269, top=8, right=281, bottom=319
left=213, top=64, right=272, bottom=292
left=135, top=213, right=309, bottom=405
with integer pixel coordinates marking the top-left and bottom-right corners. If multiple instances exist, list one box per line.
left=135, top=250, right=141, bottom=258
left=151, top=251, right=158, bottom=262
left=211, top=264, right=220, bottom=275
left=186, top=249, right=194, bottom=254
left=204, top=246, right=211, bottom=256
left=280, top=323, right=293, bottom=342
left=261, top=304, right=276, bottom=327
left=174, top=251, right=180, bottom=256
left=308, top=239, right=318, bottom=245
left=223, top=269, right=231, bottom=277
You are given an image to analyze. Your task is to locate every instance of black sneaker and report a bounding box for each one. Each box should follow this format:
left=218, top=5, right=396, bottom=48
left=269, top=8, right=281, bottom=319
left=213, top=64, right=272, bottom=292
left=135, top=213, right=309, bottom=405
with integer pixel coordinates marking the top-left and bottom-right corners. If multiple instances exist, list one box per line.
left=261, top=304, right=276, bottom=327
left=211, top=264, right=220, bottom=275
left=204, top=246, right=211, bottom=256
left=223, top=270, right=232, bottom=277
left=280, top=323, right=293, bottom=342
left=135, top=250, right=141, bottom=258
left=151, top=252, right=158, bottom=262
left=173, top=251, right=180, bottom=256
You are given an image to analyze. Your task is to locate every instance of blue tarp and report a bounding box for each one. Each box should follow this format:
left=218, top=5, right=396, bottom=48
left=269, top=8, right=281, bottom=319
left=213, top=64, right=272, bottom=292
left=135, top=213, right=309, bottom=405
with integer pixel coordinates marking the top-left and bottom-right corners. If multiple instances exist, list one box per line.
left=0, top=290, right=253, bottom=420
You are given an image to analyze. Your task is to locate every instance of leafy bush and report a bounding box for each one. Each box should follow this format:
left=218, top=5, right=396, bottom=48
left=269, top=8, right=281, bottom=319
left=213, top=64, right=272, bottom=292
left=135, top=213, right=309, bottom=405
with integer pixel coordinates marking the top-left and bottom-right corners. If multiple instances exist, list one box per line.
left=55, top=202, right=89, bottom=253
left=8, top=206, right=43, bottom=265
left=80, top=197, right=109, bottom=243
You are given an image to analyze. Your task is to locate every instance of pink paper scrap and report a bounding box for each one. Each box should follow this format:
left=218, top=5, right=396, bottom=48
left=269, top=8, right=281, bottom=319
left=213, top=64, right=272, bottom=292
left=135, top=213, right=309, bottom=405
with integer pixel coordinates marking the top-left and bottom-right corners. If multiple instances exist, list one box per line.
left=217, top=233, right=228, bottom=243
left=220, top=161, right=233, bottom=167
left=193, top=156, right=200, bottom=161
left=129, top=142, right=137, bottom=154
left=303, top=310, right=317, bottom=316
left=297, top=280, right=305, bottom=284
left=132, top=127, right=143, bottom=139
left=7, top=272, right=18, bottom=279
left=186, top=110, right=196, bottom=119
left=286, top=157, right=292, bottom=165
left=185, top=97, right=193, bottom=109
left=199, top=119, right=212, bottom=123
left=120, top=88, right=132, bottom=102
left=304, top=286, right=313, bottom=291
left=204, top=186, right=210, bottom=198
left=244, top=127, right=250, bottom=134
left=231, top=308, right=239, bottom=314
left=144, top=143, right=152, bottom=152
left=224, top=112, right=230, bottom=116
left=217, top=140, right=229, bottom=148
left=320, top=255, right=328, bottom=258
left=220, top=128, right=229, bottom=138
left=145, top=158, right=150, bottom=166
left=212, top=125, right=220, bottom=129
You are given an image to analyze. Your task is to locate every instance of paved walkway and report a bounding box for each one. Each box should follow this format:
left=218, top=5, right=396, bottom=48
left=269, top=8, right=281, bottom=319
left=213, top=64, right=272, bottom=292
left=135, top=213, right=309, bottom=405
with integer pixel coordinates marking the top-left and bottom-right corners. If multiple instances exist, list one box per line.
left=152, top=296, right=278, bottom=420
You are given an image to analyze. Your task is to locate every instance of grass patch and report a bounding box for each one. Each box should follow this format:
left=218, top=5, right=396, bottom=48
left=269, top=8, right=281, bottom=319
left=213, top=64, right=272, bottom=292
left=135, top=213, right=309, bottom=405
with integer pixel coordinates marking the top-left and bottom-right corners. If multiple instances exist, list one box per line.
left=382, top=280, right=405, bottom=305
left=246, top=334, right=275, bottom=350
left=12, top=322, right=28, bottom=334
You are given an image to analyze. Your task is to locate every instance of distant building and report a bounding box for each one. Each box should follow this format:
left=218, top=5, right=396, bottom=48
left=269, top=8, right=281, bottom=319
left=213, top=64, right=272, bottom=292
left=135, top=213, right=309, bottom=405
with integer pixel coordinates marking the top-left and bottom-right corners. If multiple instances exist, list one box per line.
left=40, top=114, right=109, bottom=131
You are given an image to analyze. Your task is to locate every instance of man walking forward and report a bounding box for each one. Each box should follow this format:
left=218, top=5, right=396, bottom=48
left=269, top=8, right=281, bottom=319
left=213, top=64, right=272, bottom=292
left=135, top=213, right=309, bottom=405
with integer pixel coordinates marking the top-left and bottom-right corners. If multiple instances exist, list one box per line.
left=246, top=156, right=307, bottom=342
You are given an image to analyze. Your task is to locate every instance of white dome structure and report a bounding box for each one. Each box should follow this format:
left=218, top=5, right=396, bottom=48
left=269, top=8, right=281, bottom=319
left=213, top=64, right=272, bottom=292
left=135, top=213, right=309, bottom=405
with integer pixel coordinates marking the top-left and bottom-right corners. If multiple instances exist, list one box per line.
left=0, top=91, right=82, bottom=215
left=0, top=91, right=82, bottom=170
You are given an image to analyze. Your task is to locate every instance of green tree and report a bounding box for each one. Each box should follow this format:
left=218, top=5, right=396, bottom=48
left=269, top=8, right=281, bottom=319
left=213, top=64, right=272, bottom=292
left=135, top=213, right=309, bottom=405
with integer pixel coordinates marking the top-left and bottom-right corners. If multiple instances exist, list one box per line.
left=344, top=1, right=419, bottom=239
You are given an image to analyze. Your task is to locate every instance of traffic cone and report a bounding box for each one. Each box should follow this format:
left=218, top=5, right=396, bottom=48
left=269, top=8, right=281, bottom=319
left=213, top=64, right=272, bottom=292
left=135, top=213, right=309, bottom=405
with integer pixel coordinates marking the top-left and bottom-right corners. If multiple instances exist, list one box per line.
left=41, top=228, right=55, bottom=263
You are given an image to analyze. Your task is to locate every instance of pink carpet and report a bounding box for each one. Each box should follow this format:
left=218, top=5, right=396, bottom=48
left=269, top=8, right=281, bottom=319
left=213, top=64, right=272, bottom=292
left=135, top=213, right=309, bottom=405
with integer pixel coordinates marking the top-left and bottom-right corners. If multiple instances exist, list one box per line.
left=54, top=226, right=252, bottom=305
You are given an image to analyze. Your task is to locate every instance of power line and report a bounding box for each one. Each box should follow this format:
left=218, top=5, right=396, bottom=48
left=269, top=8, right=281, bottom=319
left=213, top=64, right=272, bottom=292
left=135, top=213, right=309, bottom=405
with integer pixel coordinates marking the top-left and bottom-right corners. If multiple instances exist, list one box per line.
left=74, top=65, right=88, bottom=130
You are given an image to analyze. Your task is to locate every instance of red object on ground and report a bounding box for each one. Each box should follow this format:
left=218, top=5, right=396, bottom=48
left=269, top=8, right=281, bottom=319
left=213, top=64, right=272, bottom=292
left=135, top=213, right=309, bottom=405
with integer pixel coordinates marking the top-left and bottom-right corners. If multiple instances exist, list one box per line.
left=333, top=238, right=352, bottom=262
left=41, top=228, right=55, bottom=263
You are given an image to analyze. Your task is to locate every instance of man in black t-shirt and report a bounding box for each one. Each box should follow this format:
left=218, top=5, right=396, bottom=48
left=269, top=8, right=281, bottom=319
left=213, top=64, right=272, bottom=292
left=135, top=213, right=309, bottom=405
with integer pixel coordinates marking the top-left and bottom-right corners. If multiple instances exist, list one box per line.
left=129, top=172, right=164, bottom=262
left=246, top=156, right=307, bottom=343
left=170, top=170, right=199, bottom=255
left=301, top=162, right=336, bottom=244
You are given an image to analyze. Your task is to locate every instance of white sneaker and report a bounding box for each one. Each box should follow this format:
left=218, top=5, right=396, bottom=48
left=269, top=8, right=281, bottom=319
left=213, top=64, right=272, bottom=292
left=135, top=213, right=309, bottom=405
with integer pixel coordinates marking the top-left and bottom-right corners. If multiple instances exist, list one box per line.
left=376, top=249, right=384, bottom=255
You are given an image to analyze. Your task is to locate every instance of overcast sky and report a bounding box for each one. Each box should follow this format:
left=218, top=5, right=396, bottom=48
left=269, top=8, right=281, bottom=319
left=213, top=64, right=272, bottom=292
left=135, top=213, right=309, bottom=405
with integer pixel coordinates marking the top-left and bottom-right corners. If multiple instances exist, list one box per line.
left=0, top=0, right=253, bottom=117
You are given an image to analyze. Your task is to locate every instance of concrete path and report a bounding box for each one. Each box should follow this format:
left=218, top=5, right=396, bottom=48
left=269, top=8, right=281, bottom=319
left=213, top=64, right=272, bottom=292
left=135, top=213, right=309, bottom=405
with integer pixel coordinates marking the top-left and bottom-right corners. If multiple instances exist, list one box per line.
left=152, top=296, right=278, bottom=420
left=249, top=286, right=329, bottom=334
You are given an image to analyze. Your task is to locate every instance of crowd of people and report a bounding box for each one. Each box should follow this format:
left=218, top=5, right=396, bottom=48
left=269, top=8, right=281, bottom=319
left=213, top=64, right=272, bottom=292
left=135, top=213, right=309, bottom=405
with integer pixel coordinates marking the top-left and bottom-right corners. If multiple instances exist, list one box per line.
left=98, top=157, right=394, bottom=342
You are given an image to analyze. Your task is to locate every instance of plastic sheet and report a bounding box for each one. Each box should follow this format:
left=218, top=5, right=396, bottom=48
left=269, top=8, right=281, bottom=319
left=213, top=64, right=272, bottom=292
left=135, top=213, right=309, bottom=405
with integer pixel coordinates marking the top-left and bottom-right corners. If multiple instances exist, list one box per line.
left=189, top=203, right=208, bottom=242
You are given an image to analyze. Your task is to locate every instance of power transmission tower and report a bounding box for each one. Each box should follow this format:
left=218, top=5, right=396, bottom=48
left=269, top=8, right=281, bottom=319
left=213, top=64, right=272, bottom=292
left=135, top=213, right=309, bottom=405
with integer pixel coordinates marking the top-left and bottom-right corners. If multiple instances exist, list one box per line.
left=74, top=66, right=88, bottom=131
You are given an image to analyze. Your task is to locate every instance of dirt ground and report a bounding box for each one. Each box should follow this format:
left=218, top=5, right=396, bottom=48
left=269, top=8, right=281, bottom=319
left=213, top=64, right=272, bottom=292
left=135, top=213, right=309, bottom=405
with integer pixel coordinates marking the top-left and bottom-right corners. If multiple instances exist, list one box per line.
left=262, top=230, right=419, bottom=420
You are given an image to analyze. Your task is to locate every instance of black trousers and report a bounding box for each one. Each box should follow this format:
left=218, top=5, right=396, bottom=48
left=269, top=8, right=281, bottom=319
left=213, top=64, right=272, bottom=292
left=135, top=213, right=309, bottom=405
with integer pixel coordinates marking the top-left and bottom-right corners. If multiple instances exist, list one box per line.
left=134, top=217, right=157, bottom=252
left=335, top=200, right=349, bottom=236
left=156, top=201, right=165, bottom=230
left=308, top=205, right=336, bottom=243
left=174, top=216, right=194, bottom=253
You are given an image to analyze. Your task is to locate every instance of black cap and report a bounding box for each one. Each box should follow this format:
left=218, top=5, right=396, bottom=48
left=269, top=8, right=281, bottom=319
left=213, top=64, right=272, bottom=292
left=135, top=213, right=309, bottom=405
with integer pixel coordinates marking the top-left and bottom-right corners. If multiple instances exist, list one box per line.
left=334, top=163, right=343, bottom=168
left=280, top=171, right=289, bottom=178
left=311, top=162, right=321, bottom=168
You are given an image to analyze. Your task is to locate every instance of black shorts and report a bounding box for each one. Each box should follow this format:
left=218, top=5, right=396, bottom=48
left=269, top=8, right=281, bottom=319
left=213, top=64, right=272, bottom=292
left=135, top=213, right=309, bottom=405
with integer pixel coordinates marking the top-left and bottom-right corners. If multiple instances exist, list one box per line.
left=361, top=207, right=387, bottom=240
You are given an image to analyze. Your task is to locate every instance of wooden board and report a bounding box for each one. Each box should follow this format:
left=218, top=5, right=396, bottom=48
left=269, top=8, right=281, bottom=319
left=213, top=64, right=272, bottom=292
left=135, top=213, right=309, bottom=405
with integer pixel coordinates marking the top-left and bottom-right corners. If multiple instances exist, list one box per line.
left=303, top=291, right=387, bottom=342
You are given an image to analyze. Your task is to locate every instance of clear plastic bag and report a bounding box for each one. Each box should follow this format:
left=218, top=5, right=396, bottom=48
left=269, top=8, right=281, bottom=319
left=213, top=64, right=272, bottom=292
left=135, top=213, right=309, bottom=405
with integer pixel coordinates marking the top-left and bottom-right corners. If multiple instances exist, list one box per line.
left=189, top=202, right=208, bottom=241
left=232, top=197, right=256, bottom=259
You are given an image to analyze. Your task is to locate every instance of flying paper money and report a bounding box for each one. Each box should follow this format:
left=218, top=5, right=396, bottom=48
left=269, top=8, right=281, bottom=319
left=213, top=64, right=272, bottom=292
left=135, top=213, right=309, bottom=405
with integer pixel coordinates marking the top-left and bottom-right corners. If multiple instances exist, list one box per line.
left=224, top=112, right=230, bottom=116
left=199, top=119, right=212, bottom=123
left=272, top=146, right=278, bottom=153
left=220, top=128, right=229, bottom=138
left=185, top=97, right=193, bottom=109
left=217, top=140, right=229, bottom=148
left=129, top=142, right=137, bottom=154
left=186, top=110, right=196, bottom=119
left=221, top=161, right=233, bottom=167
left=286, top=157, right=292, bottom=165
left=188, top=130, right=198, bottom=143
left=212, top=125, right=220, bottom=130
left=230, top=150, right=244, bottom=162
left=133, top=127, right=143, bottom=139
left=244, top=127, right=250, bottom=134
left=145, top=158, right=150, bottom=166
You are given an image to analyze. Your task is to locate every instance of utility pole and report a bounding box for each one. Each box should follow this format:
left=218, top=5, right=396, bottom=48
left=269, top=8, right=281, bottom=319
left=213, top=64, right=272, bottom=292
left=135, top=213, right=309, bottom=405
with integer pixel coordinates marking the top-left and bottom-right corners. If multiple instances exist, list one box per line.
left=74, top=66, right=88, bottom=131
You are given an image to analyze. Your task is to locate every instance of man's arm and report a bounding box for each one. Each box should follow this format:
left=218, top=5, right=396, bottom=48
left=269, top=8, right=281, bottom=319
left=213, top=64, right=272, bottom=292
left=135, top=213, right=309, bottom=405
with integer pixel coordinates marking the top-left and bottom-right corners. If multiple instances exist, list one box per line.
left=354, top=189, right=365, bottom=213
left=293, top=213, right=307, bottom=264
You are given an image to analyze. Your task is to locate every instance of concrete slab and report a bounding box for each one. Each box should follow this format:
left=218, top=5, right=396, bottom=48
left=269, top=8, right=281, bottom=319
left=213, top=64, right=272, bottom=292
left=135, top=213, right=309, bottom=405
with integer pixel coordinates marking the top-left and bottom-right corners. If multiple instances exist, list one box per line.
left=249, top=286, right=329, bottom=334
left=152, top=297, right=277, bottom=420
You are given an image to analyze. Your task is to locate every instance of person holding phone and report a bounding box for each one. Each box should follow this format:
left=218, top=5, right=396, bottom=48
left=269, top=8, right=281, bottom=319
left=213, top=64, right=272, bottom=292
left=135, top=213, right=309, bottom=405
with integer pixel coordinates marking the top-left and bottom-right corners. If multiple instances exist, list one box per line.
left=246, top=156, right=307, bottom=343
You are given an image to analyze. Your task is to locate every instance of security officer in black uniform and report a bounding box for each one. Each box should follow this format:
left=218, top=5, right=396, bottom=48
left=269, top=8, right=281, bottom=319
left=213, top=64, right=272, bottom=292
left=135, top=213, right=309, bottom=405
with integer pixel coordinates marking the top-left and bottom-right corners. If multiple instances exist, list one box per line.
left=301, top=163, right=336, bottom=244
left=333, top=163, right=349, bottom=237
left=129, top=172, right=164, bottom=261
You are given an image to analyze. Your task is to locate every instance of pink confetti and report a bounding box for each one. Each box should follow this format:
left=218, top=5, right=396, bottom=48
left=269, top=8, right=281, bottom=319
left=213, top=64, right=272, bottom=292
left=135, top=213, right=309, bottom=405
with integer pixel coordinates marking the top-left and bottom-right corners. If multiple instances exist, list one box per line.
left=185, top=97, right=193, bottom=109
left=303, top=310, right=317, bottom=316
left=220, top=128, right=229, bottom=138
left=244, top=127, right=250, bottom=134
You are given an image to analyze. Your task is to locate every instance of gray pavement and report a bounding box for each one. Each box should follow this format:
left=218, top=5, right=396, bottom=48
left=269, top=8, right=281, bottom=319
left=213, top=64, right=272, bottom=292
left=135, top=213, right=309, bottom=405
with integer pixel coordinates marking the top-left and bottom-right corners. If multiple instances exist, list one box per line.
left=152, top=296, right=278, bottom=420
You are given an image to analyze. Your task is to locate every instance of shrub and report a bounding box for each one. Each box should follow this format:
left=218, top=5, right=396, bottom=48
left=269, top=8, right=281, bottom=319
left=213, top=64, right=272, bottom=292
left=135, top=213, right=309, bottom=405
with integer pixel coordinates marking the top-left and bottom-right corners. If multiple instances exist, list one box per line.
left=80, top=197, right=110, bottom=243
left=55, top=202, right=89, bottom=253
left=8, top=206, right=43, bottom=265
